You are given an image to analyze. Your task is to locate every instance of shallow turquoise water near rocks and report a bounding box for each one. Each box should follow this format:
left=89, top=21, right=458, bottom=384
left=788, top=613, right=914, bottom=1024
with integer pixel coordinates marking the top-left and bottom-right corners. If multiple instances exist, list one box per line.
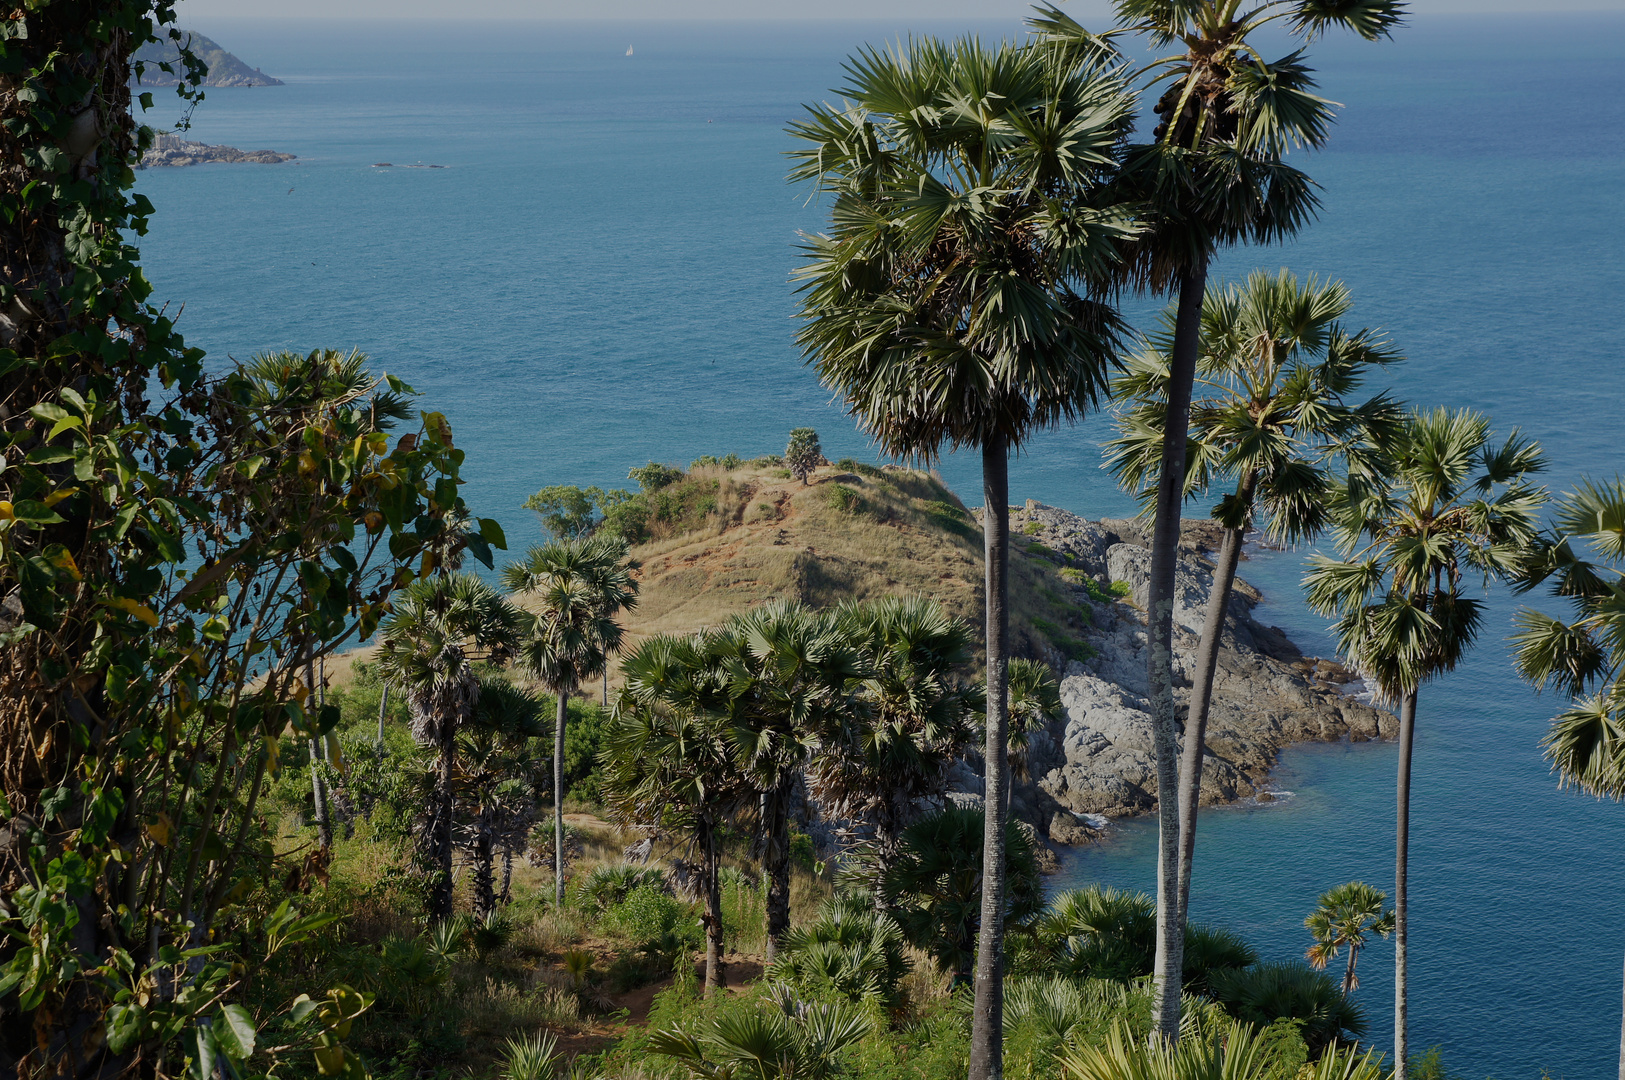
left=135, top=14, right=1625, bottom=1075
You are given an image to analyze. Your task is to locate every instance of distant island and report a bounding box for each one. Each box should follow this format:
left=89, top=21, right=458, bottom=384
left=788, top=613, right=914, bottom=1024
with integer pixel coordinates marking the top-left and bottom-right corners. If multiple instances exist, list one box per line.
left=133, top=30, right=282, bottom=87
left=139, top=132, right=294, bottom=169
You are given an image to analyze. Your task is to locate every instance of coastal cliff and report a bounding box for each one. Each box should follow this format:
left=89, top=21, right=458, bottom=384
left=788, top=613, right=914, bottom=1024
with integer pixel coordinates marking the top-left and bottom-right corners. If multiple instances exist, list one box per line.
left=524, top=459, right=1390, bottom=846
left=950, top=502, right=1393, bottom=844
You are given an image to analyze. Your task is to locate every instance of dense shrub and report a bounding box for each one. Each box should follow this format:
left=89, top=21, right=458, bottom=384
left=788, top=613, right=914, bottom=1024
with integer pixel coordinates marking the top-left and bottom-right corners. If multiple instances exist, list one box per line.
left=602, top=885, right=702, bottom=967
left=878, top=805, right=1043, bottom=984
left=823, top=483, right=864, bottom=514
left=573, top=862, right=668, bottom=913
left=767, top=904, right=910, bottom=1008
left=629, top=461, right=685, bottom=492
left=1208, top=962, right=1366, bottom=1052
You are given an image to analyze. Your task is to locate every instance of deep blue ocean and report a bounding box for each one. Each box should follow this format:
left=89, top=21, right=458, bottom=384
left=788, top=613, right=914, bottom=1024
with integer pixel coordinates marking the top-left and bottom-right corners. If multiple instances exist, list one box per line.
left=135, top=13, right=1625, bottom=1076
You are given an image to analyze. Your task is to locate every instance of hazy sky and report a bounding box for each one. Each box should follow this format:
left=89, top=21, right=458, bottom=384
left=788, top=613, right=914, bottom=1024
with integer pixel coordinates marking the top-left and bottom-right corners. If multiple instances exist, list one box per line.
left=183, top=0, right=1625, bottom=19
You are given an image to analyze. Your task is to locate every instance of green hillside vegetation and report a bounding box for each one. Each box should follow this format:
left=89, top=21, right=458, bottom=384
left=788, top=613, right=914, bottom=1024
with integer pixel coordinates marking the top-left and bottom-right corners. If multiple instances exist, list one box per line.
left=10, top=6, right=1520, bottom=1080
left=516, top=455, right=1113, bottom=676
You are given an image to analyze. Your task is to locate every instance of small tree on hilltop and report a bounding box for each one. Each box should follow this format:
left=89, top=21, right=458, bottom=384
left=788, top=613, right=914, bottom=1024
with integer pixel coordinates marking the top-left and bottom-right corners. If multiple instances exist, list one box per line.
left=786, top=428, right=822, bottom=485
left=524, top=484, right=606, bottom=539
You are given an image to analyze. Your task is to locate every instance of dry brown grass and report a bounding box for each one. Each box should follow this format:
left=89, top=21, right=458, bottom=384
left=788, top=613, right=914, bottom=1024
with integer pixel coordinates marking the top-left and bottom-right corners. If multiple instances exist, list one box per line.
left=612, top=461, right=1098, bottom=675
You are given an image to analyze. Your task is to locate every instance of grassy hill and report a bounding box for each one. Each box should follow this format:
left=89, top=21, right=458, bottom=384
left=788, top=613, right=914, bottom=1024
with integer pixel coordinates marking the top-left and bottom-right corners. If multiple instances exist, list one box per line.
left=506, top=456, right=1108, bottom=675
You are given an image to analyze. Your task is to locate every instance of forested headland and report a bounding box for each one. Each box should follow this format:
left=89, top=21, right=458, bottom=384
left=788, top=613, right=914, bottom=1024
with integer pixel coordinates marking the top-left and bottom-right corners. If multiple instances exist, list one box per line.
left=4, top=5, right=1624, bottom=1080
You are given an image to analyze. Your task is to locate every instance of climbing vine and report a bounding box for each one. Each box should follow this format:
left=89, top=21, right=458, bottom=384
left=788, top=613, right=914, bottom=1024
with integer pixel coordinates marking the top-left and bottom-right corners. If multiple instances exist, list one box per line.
left=0, top=3, right=502, bottom=1075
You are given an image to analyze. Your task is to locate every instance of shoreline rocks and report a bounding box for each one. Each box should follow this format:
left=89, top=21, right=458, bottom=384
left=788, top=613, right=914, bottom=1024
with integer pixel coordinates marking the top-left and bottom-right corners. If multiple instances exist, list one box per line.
left=140, top=132, right=294, bottom=169
left=957, top=502, right=1393, bottom=845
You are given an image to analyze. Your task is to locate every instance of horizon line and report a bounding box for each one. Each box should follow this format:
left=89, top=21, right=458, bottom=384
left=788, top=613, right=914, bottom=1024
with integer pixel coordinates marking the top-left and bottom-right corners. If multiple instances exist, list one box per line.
left=184, top=8, right=1625, bottom=20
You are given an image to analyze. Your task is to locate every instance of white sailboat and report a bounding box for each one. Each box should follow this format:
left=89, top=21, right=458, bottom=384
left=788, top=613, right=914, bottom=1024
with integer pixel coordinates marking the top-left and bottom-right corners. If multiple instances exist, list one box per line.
left=625, top=44, right=634, bottom=56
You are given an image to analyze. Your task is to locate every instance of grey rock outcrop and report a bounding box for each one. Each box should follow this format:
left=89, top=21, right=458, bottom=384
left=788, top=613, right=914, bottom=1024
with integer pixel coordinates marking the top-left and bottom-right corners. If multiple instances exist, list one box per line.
left=139, top=133, right=294, bottom=169
left=952, top=501, right=1393, bottom=841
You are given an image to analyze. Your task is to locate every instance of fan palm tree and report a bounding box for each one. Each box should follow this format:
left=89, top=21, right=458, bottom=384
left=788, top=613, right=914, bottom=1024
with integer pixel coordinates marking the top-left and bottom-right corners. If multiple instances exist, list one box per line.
left=715, top=600, right=862, bottom=962
left=1511, top=477, right=1625, bottom=1080
left=1304, top=881, right=1394, bottom=998
left=649, top=991, right=872, bottom=1080
left=1304, top=408, right=1545, bottom=1078
left=1031, top=2, right=1405, bottom=1040
left=1007, top=657, right=1064, bottom=783
left=376, top=573, right=525, bottom=921
left=809, top=597, right=979, bottom=876
left=458, top=675, right=546, bottom=920
left=1108, top=269, right=1401, bottom=926
left=601, top=632, right=753, bottom=994
left=1037, top=885, right=1156, bottom=983
left=875, top=804, right=1044, bottom=987
left=1061, top=1015, right=1384, bottom=1080
left=504, top=534, right=639, bottom=903
left=790, top=38, right=1136, bottom=1076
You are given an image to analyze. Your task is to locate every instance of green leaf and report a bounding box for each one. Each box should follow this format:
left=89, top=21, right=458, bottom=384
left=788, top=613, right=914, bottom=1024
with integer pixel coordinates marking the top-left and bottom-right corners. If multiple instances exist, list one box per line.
left=190, top=1023, right=217, bottom=1080
left=214, top=1004, right=256, bottom=1059
left=10, top=500, right=64, bottom=525
left=105, top=1003, right=144, bottom=1053
left=384, top=372, right=417, bottom=395
left=478, top=517, right=508, bottom=550
left=464, top=532, right=493, bottom=569
left=46, top=415, right=82, bottom=441
left=24, top=446, right=74, bottom=464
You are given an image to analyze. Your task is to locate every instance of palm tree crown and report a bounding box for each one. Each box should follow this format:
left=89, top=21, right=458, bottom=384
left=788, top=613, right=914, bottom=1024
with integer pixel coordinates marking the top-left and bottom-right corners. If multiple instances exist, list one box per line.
left=1033, top=0, right=1405, bottom=288
left=1304, top=880, right=1394, bottom=997
left=809, top=596, right=980, bottom=861
left=377, top=573, right=524, bottom=744
left=1514, top=478, right=1625, bottom=800
left=789, top=35, right=1137, bottom=458
left=504, top=534, right=639, bottom=694
left=1110, top=269, right=1402, bottom=537
left=1305, top=408, right=1546, bottom=700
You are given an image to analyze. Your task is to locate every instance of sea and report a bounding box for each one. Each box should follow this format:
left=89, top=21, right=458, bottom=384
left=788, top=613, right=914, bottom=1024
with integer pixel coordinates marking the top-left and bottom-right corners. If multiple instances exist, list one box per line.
left=133, top=13, right=1625, bottom=1077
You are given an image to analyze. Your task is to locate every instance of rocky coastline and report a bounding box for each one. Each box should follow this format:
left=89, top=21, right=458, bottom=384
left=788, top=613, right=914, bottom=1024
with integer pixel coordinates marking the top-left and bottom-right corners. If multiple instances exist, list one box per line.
left=947, top=502, right=1393, bottom=847
left=139, top=132, right=294, bottom=169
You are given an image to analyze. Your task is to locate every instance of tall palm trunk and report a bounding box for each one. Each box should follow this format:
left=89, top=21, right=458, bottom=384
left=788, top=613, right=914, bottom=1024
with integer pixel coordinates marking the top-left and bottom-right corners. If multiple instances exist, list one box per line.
left=1174, top=470, right=1256, bottom=924
left=1394, top=688, right=1417, bottom=1080
left=430, top=732, right=456, bottom=921
left=969, top=437, right=1010, bottom=1080
left=554, top=686, right=569, bottom=904
left=377, top=683, right=390, bottom=760
left=308, top=738, right=333, bottom=851
left=1148, top=260, right=1207, bottom=1042
left=1343, top=943, right=1360, bottom=999
left=702, top=820, right=726, bottom=994
left=472, top=805, right=497, bottom=921
left=762, top=779, right=793, bottom=963
left=306, top=656, right=332, bottom=851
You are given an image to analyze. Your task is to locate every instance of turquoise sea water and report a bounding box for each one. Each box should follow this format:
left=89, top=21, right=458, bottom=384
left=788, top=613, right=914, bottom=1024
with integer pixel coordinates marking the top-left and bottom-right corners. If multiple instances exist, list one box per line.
left=135, top=14, right=1625, bottom=1076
